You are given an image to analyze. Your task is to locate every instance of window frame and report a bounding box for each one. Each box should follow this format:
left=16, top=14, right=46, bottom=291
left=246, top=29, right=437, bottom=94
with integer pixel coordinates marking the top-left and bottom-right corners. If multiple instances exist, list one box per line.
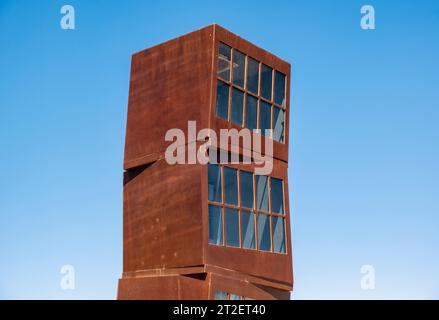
left=207, top=163, right=287, bottom=255
left=215, top=42, right=287, bottom=144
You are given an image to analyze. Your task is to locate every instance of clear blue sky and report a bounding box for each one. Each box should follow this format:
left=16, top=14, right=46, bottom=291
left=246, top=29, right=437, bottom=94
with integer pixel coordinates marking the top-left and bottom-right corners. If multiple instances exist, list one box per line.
left=1, top=0, right=438, bottom=299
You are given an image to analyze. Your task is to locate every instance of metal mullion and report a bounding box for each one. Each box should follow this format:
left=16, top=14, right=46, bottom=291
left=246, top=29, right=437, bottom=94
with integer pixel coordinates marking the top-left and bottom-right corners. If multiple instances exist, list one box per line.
left=224, top=203, right=240, bottom=210
left=208, top=200, right=223, bottom=207
left=217, top=77, right=229, bottom=86
left=270, top=102, right=274, bottom=139
left=274, top=102, right=286, bottom=110
left=268, top=176, right=273, bottom=252
left=231, top=82, right=245, bottom=92
left=281, top=179, right=286, bottom=216
left=271, top=212, right=285, bottom=218
left=256, top=99, right=260, bottom=133
left=257, top=61, right=261, bottom=97
left=260, top=96, right=272, bottom=104
left=281, top=178, right=287, bottom=253
left=269, top=68, right=275, bottom=138
left=246, top=90, right=259, bottom=99
left=242, top=89, right=247, bottom=128
left=271, top=67, right=275, bottom=104
left=227, top=50, right=234, bottom=123
left=238, top=208, right=242, bottom=248
left=220, top=166, right=226, bottom=246
left=237, top=169, right=242, bottom=248
left=253, top=172, right=258, bottom=251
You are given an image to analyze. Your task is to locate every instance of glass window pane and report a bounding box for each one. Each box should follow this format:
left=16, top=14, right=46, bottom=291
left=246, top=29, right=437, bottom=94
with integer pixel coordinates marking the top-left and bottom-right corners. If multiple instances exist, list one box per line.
left=272, top=216, right=286, bottom=253
left=214, top=291, right=228, bottom=300
left=273, top=107, right=285, bottom=143
left=208, top=205, right=223, bottom=245
left=245, top=94, right=257, bottom=130
left=256, top=175, right=269, bottom=212
left=271, top=177, right=284, bottom=214
left=246, top=57, right=259, bottom=94
left=261, top=64, right=273, bottom=101
left=240, top=171, right=253, bottom=209
left=224, top=167, right=238, bottom=205
left=216, top=81, right=229, bottom=120
left=241, top=211, right=255, bottom=249
left=257, top=214, right=271, bottom=251
left=218, top=43, right=231, bottom=80
left=231, top=88, right=244, bottom=126
left=230, top=294, right=243, bottom=300
left=232, top=50, right=245, bottom=87
left=274, top=71, right=286, bottom=106
left=259, top=101, right=271, bottom=136
left=225, top=208, right=239, bottom=247
left=208, top=163, right=222, bottom=202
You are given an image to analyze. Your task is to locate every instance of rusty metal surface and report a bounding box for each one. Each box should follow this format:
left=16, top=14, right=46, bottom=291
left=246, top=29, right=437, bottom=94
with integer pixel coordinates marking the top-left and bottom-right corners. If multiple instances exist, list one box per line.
left=119, top=24, right=293, bottom=300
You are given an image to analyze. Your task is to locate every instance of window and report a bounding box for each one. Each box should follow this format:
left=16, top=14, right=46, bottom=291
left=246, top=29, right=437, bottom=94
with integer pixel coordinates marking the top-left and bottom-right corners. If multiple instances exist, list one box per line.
left=270, top=177, right=284, bottom=214
left=232, top=50, right=245, bottom=88
left=256, top=175, right=269, bottom=212
left=272, top=216, right=286, bottom=253
left=224, top=167, right=238, bottom=205
left=273, top=107, right=285, bottom=143
left=274, top=71, right=286, bottom=107
left=257, top=214, right=271, bottom=251
left=207, top=163, right=287, bottom=254
left=240, top=171, right=253, bottom=209
left=247, top=57, right=259, bottom=94
left=214, top=291, right=249, bottom=300
left=261, top=64, right=273, bottom=101
left=231, top=88, right=244, bottom=126
left=218, top=43, right=231, bottom=81
left=214, top=291, right=228, bottom=300
left=245, top=95, right=257, bottom=130
left=215, top=43, right=287, bottom=144
left=208, top=164, right=222, bottom=202
left=209, top=205, right=223, bottom=245
left=259, top=101, right=271, bottom=136
left=216, top=81, right=229, bottom=120
left=225, top=208, right=240, bottom=247
left=241, top=211, right=255, bottom=249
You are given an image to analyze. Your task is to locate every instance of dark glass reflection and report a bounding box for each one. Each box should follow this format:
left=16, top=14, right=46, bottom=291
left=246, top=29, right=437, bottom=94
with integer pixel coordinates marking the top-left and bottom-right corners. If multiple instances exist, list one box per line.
left=273, top=107, right=285, bottom=143
left=232, top=50, right=245, bottom=88
left=261, top=64, right=273, bottom=101
left=270, top=177, right=284, bottom=214
left=272, top=216, right=285, bottom=253
left=224, top=167, right=238, bottom=205
left=241, top=211, right=255, bottom=249
left=208, top=205, right=223, bottom=245
left=216, top=81, right=229, bottom=120
left=225, top=208, right=239, bottom=247
left=259, top=101, right=271, bottom=136
left=208, top=163, right=222, bottom=202
left=240, top=171, right=253, bottom=209
left=274, top=71, right=286, bottom=106
left=231, top=88, right=244, bottom=126
left=218, top=43, right=231, bottom=80
left=246, top=57, right=259, bottom=94
left=256, top=175, right=269, bottom=212
left=214, top=291, right=228, bottom=300
left=245, top=94, right=257, bottom=130
left=257, top=214, right=271, bottom=251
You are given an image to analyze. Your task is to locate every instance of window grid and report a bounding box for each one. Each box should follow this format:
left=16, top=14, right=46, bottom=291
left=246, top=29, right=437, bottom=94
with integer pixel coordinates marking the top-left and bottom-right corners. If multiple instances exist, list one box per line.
left=208, top=164, right=287, bottom=254
left=217, top=42, right=286, bottom=143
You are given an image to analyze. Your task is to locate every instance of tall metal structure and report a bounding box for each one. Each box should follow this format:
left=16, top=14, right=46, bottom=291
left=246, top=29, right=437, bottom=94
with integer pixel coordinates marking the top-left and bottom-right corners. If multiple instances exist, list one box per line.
left=118, top=24, right=293, bottom=300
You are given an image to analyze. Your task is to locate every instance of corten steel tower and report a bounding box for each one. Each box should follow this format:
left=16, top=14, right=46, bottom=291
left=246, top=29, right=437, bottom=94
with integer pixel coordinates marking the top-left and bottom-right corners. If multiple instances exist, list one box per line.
left=117, top=24, right=293, bottom=300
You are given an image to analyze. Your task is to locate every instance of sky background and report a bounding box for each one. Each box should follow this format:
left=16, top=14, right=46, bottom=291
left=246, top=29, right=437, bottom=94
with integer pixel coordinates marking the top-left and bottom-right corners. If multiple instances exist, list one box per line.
left=1, top=0, right=438, bottom=299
